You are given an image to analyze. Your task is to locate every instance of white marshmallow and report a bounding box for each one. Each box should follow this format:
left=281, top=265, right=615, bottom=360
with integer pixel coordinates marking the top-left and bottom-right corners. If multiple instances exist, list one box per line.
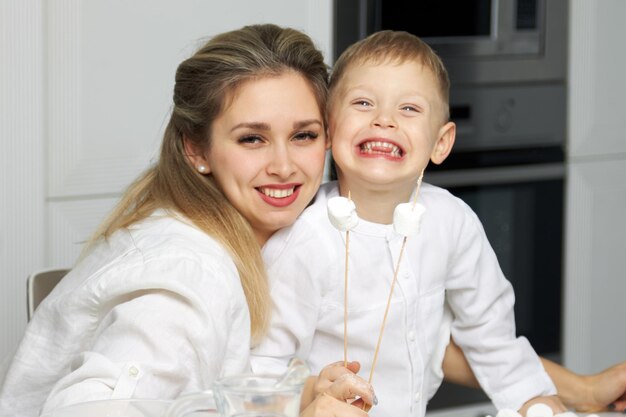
left=327, top=196, right=358, bottom=231
left=496, top=410, right=522, bottom=417
left=527, top=403, right=554, bottom=417
left=393, top=203, right=426, bottom=236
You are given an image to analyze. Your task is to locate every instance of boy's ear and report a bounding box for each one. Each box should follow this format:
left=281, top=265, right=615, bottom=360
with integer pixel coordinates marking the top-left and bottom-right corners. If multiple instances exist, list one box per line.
left=183, top=135, right=211, bottom=174
left=430, top=121, right=456, bottom=165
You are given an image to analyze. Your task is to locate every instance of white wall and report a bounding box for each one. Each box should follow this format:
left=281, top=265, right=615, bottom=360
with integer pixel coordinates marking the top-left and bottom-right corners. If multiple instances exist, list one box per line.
left=564, top=0, right=626, bottom=374
left=0, top=0, right=332, bottom=366
left=1, top=0, right=46, bottom=366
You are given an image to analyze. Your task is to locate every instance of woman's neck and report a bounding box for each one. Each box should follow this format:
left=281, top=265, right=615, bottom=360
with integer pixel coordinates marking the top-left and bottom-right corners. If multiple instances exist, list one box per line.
left=255, top=230, right=271, bottom=248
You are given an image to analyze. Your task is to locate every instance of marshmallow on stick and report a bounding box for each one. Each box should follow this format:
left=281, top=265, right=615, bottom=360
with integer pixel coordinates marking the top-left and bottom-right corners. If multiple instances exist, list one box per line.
left=327, top=196, right=358, bottom=231
left=393, top=203, right=426, bottom=236
left=327, top=194, right=358, bottom=367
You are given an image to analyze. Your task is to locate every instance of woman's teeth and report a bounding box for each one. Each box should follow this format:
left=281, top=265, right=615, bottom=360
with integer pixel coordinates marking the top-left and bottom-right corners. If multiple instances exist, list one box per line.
left=260, top=187, right=295, bottom=198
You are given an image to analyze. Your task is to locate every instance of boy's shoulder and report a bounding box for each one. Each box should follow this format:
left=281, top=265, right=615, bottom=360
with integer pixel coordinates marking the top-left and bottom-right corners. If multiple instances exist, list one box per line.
left=420, top=182, right=466, bottom=210
left=419, top=182, right=483, bottom=229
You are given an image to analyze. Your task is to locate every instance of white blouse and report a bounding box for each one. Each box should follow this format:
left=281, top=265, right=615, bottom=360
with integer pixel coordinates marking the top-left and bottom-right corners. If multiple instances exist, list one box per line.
left=253, top=181, right=556, bottom=417
left=0, top=211, right=251, bottom=417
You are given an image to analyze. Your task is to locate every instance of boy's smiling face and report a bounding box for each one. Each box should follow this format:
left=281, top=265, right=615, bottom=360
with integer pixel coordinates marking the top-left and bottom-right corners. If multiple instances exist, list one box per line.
left=329, top=60, right=455, bottom=196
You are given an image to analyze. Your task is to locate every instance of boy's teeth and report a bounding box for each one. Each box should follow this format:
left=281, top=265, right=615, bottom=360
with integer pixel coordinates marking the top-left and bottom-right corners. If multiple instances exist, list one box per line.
left=260, top=187, right=295, bottom=198
left=361, top=141, right=402, bottom=157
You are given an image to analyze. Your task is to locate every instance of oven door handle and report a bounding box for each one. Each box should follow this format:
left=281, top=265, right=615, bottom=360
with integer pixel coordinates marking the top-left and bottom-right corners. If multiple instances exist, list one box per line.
left=425, top=162, right=565, bottom=188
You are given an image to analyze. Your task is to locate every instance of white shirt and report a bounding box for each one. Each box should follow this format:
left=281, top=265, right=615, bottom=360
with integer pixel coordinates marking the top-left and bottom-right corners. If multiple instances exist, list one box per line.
left=0, top=211, right=251, bottom=417
left=252, top=181, right=556, bottom=417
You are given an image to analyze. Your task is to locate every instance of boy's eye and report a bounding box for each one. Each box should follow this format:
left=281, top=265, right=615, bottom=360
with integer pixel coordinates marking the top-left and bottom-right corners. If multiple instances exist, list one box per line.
left=238, top=135, right=264, bottom=144
left=352, top=99, right=373, bottom=108
left=401, top=105, right=420, bottom=113
left=293, top=131, right=319, bottom=142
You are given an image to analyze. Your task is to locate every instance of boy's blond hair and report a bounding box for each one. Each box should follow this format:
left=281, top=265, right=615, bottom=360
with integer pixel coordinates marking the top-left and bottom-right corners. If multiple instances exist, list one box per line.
left=330, top=30, right=450, bottom=121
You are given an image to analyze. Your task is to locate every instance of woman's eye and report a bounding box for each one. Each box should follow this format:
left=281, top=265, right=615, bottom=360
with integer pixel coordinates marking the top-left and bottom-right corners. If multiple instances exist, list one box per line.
left=238, top=135, right=263, bottom=144
left=293, top=131, right=319, bottom=141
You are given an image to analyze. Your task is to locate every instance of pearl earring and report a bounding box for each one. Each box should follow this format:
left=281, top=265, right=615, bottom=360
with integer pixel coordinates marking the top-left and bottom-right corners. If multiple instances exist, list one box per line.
left=198, top=165, right=207, bottom=173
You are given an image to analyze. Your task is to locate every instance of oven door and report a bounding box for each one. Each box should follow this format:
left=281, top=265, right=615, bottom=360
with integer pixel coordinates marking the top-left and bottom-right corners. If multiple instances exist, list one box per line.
left=426, top=162, right=564, bottom=410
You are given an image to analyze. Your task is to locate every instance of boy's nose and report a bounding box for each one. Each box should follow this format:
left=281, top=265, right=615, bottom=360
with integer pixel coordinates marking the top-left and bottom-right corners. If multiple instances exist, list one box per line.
left=371, top=109, right=397, bottom=128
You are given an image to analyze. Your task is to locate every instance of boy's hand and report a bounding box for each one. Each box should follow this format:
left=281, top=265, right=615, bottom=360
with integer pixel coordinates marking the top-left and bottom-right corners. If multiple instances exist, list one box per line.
left=300, top=375, right=374, bottom=417
left=301, top=360, right=376, bottom=413
left=314, top=360, right=362, bottom=395
left=519, top=395, right=567, bottom=416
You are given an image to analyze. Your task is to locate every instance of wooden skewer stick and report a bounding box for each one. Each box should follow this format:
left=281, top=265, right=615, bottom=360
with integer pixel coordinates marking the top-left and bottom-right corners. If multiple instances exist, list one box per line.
left=412, top=169, right=425, bottom=207
left=343, top=191, right=351, bottom=367
left=367, top=169, right=425, bottom=384
left=367, top=235, right=407, bottom=383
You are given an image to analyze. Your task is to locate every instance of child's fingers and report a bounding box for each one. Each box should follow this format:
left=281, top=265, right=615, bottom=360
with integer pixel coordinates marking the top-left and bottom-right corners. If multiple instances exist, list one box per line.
left=304, top=393, right=369, bottom=417
left=325, top=373, right=376, bottom=407
left=315, top=360, right=363, bottom=397
left=319, top=360, right=361, bottom=380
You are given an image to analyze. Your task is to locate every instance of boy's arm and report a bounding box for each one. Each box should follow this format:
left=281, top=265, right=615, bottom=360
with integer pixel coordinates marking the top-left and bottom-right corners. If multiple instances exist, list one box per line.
left=440, top=342, right=565, bottom=415
left=441, top=339, right=479, bottom=387
left=445, top=203, right=556, bottom=411
left=442, top=339, right=626, bottom=412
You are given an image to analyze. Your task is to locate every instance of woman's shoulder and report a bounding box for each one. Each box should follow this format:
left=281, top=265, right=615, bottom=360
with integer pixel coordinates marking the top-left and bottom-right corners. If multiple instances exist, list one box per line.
left=64, top=212, right=242, bottom=307
left=127, top=211, right=233, bottom=265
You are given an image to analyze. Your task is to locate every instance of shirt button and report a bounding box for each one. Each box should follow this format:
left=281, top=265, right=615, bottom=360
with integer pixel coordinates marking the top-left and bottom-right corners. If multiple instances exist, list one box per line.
left=415, top=391, right=421, bottom=402
left=128, top=366, right=139, bottom=377
left=407, top=331, right=416, bottom=341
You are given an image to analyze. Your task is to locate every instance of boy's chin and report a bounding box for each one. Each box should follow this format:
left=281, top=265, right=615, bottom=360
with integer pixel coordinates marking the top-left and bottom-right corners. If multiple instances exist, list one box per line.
left=340, top=172, right=419, bottom=193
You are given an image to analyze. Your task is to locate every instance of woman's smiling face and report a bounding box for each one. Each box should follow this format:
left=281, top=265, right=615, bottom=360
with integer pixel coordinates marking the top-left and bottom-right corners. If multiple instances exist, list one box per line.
left=202, top=72, right=328, bottom=245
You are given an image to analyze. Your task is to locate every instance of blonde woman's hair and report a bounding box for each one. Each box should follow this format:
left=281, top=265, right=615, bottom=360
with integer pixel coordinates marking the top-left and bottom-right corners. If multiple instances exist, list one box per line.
left=89, top=24, right=329, bottom=343
left=330, top=30, right=450, bottom=121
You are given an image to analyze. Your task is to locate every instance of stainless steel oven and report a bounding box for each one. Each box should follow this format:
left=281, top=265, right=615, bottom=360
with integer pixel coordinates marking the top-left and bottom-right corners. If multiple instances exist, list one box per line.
left=333, top=0, right=567, bottom=85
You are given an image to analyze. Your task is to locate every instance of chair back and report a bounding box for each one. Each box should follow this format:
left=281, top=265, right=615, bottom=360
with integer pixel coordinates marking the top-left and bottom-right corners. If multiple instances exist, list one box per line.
left=27, top=268, right=69, bottom=321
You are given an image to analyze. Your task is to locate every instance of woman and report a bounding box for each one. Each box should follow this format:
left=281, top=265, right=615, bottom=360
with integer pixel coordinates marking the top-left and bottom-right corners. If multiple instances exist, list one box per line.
left=0, top=24, right=374, bottom=417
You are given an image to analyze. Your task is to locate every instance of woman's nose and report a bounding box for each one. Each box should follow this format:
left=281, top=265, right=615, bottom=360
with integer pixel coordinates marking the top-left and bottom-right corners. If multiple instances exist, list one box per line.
left=267, top=144, right=297, bottom=178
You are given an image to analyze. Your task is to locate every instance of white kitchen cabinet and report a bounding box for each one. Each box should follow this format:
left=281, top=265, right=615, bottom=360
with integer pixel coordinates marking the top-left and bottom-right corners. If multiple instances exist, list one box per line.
left=563, top=0, right=626, bottom=374
left=564, top=158, right=626, bottom=373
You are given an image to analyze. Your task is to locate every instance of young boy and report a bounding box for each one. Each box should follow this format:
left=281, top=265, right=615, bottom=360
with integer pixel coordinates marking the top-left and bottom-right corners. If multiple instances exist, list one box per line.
left=252, top=31, right=560, bottom=417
